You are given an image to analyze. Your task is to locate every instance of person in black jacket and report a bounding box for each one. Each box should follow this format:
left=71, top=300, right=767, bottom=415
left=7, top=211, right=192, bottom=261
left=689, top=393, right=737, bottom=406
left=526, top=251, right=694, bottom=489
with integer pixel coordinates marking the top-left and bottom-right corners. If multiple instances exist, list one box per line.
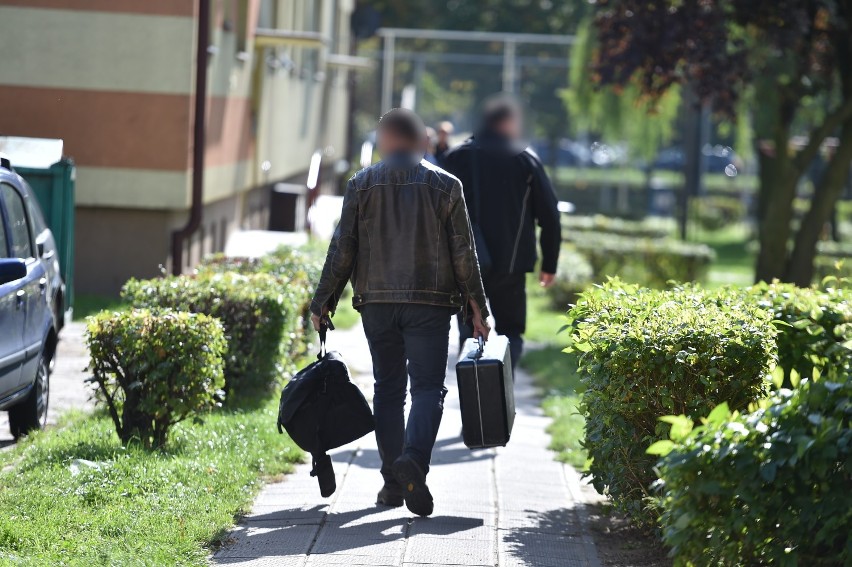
left=443, top=96, right=561, bottom=367
left=310, top=108, right=490, bottom=517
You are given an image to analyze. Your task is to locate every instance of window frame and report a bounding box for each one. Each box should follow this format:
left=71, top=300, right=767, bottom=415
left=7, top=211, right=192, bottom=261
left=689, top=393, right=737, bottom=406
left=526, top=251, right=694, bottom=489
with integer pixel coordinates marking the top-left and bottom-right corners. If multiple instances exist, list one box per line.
left=0, top=185, right=10, bottom=259
left=0, top=182, right=36, bottom=260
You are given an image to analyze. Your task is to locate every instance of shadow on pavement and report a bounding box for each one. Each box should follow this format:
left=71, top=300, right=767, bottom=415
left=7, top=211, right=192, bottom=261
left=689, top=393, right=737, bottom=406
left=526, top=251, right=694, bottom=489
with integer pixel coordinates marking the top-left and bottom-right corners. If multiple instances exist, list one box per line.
left=243, top=505, right=484, bottom=556
left=501, top=507, right=594, bottom=567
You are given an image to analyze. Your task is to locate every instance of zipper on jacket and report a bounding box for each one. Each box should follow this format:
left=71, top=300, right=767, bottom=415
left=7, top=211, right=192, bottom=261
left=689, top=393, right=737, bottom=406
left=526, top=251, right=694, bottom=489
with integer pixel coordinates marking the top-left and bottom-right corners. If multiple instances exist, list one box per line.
left=509, top=177, right=533, bottom=273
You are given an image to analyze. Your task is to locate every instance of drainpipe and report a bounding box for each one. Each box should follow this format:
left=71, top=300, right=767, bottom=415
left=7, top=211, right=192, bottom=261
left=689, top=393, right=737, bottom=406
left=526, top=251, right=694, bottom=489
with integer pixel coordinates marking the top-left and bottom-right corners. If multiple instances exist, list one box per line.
left=172, top=0, right=210, bottom=275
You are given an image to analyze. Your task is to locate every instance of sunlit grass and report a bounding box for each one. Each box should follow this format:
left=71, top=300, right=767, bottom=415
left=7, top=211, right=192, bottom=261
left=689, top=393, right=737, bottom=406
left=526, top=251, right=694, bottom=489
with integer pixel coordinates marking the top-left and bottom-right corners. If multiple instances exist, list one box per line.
left=0, top=395, right=303, bottom=566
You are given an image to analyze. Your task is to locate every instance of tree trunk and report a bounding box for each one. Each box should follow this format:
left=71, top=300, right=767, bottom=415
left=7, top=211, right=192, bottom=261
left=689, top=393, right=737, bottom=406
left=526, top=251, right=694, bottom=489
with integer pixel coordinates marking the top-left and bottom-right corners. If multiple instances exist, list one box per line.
left=786, top=117, right=852, bottom=285
left=755, top=152, right=797, bottom=282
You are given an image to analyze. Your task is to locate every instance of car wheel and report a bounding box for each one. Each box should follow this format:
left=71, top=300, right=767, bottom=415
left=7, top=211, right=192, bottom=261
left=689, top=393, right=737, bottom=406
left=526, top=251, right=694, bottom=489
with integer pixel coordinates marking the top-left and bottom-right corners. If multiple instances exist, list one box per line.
left=8, top=354, right=50, bottom=439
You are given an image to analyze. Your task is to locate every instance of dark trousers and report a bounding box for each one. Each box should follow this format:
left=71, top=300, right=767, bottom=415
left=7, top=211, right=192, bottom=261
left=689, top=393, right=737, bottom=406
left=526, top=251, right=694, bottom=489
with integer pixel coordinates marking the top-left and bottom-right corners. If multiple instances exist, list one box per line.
left=459, top=272, right=526, bottom=368
left=361, top=303, right=452, bottom=484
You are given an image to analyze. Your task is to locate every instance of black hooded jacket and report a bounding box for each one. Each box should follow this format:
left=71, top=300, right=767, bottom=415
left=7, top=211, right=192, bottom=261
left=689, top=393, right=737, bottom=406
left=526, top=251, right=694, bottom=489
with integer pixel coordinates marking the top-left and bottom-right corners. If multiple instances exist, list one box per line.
left=443, top=132, right=561, bottom=275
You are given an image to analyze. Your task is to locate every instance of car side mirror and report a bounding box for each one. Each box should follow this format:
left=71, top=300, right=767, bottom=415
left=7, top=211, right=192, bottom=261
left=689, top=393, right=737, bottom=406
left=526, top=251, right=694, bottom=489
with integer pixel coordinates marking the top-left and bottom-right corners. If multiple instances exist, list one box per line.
left=0, top=258, right=27, bottom=285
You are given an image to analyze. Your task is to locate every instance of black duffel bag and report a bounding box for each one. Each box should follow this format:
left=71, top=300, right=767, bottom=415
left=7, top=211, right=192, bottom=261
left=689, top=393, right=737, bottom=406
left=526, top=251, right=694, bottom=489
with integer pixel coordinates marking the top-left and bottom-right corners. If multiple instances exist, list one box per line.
left=277, top=323, right=374, bottom=497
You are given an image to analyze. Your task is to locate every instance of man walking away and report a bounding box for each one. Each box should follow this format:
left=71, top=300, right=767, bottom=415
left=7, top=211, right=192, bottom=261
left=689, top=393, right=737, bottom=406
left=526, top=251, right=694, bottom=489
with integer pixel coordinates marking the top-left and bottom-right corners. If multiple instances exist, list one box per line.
left=310, top=109, right=490, bottom=517
left=443, top=96, right=561, bottom=367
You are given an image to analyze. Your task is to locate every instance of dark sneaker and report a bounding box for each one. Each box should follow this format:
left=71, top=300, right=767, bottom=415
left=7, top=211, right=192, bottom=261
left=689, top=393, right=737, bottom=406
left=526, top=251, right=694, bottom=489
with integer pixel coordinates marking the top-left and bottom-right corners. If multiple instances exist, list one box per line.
left=376, top=482, right=404, bottom=507
left=391, top=455, right=434, bottom=517
left=310, top=454, right=336, bottom=498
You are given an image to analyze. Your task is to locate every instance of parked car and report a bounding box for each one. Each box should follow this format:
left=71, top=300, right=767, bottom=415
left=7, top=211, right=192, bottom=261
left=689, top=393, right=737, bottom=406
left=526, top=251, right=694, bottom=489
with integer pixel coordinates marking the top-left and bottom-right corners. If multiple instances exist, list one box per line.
left=0, top=154, right=62, bottom=438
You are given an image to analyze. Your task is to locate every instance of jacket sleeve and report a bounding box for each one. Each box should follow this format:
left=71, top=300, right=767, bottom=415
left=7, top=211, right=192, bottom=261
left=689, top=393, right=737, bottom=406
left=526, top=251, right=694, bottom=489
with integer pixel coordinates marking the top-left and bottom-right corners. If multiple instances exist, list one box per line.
left=310, top=178, right=358, bottom=317
left=530, top=159, right=562, bottom=274
left=445, top=179, right=489, bottom=319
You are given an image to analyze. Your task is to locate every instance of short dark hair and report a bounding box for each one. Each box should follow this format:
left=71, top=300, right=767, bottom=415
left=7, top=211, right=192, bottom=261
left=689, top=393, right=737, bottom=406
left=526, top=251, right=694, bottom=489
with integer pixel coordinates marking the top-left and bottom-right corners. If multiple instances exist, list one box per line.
left=481, top=95, right=521, bottom=131
left=377, top=108, right=426, bottom=143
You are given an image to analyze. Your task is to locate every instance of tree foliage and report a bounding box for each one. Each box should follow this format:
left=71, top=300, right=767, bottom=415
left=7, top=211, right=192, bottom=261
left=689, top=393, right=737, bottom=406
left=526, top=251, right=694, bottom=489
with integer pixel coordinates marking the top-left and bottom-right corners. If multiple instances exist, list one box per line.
left=562, top=21, right=681, bottom=161
left=582, top=0, right=852, bottom=284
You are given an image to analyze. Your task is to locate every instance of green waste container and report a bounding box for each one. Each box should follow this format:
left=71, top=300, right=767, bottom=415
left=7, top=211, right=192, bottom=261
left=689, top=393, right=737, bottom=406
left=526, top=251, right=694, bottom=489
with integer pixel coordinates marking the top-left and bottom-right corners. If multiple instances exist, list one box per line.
left=17, top=159, right=76, bottom=314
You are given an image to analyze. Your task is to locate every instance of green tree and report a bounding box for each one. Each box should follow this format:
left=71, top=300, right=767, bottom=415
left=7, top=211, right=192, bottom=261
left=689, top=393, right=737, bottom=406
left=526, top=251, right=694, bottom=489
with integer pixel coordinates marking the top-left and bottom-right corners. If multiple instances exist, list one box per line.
left=581, top=0, right=852, bottom=285
left=562, top=21, right=681, bottom=162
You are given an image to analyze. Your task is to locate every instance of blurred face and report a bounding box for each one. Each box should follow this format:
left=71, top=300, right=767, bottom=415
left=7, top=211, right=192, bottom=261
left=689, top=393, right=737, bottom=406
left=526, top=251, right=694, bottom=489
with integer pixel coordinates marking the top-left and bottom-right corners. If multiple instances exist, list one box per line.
left=377, top=128, right=425, bottom=159
left=437, top=129, right=450, bottom=144
left=494, top=114, right=522, bottom=140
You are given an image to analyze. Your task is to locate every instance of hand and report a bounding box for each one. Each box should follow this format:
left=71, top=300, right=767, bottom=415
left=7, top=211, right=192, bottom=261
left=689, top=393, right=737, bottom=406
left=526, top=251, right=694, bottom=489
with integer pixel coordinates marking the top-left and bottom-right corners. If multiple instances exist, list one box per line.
left=472, top=314, right=491, bottom=341
left=311, top=306, right=330, bottom=332
left=469, top=298, right=491, bottom=341
left=539, top=271, right=556, bottom=288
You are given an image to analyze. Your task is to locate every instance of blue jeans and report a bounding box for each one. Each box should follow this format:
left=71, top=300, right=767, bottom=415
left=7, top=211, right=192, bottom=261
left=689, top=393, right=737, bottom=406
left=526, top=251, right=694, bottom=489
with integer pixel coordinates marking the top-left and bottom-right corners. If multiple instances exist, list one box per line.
left=360, top=303, right=452, bottom=483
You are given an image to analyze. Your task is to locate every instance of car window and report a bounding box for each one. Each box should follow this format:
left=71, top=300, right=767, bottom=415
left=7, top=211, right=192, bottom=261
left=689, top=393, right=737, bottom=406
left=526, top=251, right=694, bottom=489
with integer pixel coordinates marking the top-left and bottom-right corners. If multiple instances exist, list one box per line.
left=1, top=183, right=34, bottom=259
left=0, top=202, right=8, bottom=258
left=29, top=196, right=48, bottom=235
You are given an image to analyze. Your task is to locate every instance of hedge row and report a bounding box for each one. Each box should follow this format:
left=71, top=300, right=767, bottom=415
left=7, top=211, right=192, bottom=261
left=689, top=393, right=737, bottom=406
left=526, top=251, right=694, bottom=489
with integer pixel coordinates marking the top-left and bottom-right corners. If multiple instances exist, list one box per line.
left=567, top=280, right=852, bottom=564
left=689, top=195, right=747, bottom=230
left=654, top=376, right=851, bottom=566
left=743, top=282, right=852, bottom=384
left=87, top=245, right=322, bottom=446
left=548, top=232, right=715, bottom=309
left=566, top=281, right=775, bottom=524
left=561, top=214, right=675, bottom=239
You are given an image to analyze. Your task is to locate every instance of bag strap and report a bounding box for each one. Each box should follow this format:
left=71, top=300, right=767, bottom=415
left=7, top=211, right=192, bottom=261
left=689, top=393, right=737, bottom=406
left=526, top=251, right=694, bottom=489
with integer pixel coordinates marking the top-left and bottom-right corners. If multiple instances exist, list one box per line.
left=317, top=318, right=335, bottom=360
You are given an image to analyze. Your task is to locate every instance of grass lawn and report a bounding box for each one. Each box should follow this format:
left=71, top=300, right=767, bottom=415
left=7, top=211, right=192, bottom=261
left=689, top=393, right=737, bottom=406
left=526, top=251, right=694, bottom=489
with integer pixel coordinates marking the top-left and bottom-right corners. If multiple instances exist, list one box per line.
left=521, top=284, right=588, bottom=468
left=0, top=395, right=303, bottom=566
left=691, top=223, right=755, bottom=288
left=73, top=294, right=127, bottom=320
left=521, top=346, right=587, bottom=469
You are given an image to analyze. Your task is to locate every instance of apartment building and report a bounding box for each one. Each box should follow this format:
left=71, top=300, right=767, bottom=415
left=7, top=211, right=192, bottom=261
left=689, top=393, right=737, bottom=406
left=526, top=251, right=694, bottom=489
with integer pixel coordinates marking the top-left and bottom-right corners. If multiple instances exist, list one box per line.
left=0, top=0, right=356, bottom=294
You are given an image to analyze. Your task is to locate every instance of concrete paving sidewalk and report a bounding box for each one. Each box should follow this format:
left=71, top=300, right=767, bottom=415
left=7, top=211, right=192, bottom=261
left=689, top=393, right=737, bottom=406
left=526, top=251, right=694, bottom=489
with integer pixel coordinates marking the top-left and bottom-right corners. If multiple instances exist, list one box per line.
left=212, top=323, right=601, bottom=567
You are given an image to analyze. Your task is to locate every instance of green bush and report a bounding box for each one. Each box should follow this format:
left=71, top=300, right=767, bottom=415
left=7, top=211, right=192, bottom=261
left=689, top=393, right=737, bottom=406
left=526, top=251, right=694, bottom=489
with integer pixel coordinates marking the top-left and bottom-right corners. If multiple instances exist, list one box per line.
left=689, top=195, right=747, bottom=231
left=567, top=281, right=775, bottom=524
left=86, top=309, right=226, bottom=448
left=562, top=214, right=676, bottom=239
left=743, top=282, right=852, bottom=385
left=547, top=248, right=594, bottom=309
left=122, top=271, right=309, bottom=394
left=652, top=375, right=852, bottom=566
left=199, top=244, right=323, bottom=285
left=561, top=232, right=715, bottom=287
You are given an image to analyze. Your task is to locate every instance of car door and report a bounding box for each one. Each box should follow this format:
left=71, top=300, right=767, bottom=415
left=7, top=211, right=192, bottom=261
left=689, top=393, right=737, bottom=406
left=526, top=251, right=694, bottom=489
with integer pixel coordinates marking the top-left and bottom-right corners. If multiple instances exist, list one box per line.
left=0, top=184, right=25, bottom=398
left=0, top=183, right=46, bottom=389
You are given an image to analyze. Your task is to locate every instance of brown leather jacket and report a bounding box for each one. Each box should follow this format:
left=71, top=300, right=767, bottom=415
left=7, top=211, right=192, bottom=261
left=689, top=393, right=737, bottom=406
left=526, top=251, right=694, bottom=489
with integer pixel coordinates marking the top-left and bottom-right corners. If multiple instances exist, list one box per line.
left=310, top=155, right=489, bottom=320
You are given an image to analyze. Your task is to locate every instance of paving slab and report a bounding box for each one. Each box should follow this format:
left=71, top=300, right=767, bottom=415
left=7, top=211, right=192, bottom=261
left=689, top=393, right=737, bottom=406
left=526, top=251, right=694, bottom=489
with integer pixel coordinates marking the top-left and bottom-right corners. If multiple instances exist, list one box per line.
left=212, top=322, right=601, bottom=566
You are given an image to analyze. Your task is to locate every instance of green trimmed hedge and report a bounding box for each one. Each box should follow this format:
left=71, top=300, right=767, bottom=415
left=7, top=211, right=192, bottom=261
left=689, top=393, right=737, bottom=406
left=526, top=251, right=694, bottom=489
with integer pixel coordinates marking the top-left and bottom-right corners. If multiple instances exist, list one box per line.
left=566, top=234, right=714, bottom=287
left=689, top=195, right=747, bottom=230
left=199, top=245, right=323, bottom=285
left=122, top=271, right=309, bottom=394
left=86, top=309, right=226, bottom=447
left=744, top=282, right=852, bottom=385
left=567, top=281, right=775, bottom=524
left=653, top=375, right=851, bottom=566
left=561, top=214, right=675, bottom=239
